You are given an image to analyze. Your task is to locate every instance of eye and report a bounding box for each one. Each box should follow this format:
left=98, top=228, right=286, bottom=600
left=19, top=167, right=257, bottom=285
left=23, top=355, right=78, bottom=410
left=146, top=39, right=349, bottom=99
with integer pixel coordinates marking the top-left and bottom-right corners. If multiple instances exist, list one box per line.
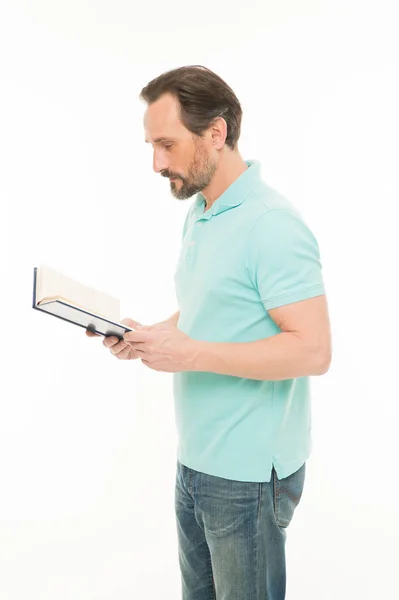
left=163, top=144, right=173, bottom=149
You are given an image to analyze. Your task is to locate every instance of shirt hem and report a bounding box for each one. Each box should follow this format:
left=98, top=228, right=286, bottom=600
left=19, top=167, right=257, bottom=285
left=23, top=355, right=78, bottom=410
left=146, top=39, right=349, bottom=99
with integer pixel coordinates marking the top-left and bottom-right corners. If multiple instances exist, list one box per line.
left=176, top=450, right=312, bottom=483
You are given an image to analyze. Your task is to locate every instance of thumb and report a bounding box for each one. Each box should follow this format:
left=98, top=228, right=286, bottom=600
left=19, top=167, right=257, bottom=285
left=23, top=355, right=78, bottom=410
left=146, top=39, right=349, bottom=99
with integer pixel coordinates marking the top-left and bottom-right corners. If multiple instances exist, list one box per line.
left=120, top=317, right=141, bottom=328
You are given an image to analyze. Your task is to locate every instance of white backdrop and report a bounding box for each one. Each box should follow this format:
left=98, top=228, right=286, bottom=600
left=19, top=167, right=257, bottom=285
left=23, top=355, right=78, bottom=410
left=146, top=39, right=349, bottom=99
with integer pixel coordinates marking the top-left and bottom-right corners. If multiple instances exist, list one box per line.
left=0, top=1, right=397, bottom=598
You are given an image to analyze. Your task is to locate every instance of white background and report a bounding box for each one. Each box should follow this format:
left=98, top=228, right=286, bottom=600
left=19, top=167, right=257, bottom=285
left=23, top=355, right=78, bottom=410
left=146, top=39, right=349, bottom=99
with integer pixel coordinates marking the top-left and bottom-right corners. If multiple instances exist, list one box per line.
left=0, top=1, right=397, bottom=598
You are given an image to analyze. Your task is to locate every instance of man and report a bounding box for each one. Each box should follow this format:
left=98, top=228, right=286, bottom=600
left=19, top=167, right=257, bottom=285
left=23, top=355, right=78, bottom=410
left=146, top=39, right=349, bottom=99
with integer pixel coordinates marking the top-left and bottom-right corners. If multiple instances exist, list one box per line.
left=87, top=65, right=331, bottom=599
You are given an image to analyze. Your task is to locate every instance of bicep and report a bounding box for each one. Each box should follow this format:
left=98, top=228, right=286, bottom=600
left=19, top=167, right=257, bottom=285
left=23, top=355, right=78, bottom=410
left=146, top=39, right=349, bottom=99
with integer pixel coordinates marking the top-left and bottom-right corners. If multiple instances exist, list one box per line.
left=268, top=294, right=332, bottom=361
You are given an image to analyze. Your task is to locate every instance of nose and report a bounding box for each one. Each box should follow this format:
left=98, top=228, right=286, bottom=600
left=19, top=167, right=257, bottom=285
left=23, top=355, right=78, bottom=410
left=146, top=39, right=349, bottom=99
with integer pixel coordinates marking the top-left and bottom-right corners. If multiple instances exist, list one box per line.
left=153, top=150, right=169, bottom=175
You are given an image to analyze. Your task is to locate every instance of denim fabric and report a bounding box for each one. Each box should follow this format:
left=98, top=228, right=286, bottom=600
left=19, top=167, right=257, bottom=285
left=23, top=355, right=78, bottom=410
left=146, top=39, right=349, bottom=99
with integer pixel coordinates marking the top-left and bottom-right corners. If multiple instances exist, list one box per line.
left=175, top=459, right=306, bottom=599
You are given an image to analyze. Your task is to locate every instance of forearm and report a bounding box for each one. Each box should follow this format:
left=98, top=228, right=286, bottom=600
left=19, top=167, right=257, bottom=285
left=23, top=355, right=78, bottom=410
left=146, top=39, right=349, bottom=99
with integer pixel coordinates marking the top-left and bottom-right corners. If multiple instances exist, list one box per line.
left=190, top=332, right=327, bottom=381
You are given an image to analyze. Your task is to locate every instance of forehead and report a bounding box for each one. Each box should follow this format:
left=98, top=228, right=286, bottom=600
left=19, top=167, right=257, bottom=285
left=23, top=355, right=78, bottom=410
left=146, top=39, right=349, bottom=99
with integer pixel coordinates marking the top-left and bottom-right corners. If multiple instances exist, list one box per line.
left=144, top=93, right=187, bottom=143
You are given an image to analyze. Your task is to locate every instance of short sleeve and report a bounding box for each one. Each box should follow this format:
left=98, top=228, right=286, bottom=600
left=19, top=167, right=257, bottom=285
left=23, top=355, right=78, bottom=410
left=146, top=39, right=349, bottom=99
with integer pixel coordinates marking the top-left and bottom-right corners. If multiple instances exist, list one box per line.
left=247, top=209, right=325, bottom=310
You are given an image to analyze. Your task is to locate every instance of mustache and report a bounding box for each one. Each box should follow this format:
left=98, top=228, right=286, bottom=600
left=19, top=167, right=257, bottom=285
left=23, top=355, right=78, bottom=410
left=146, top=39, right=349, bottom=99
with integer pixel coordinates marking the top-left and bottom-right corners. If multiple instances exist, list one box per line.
left=162, top=173, right=180, bottom=179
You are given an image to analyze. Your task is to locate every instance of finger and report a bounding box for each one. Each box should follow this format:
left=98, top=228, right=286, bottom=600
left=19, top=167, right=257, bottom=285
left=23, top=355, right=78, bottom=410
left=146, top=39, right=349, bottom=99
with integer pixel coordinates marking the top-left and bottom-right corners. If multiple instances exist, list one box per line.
left=103, top=336, right=119, bottom=347
left=113, top=345, right=131, bottom=359
left=110, top=340, right=129, bottom=353
left=132, top=346, right=146, bottom=356
left=123, top=330, right=151, bottom=343
left=86, top=330, right=100, bottom=337
left=120, top=318, right=141, bottom=327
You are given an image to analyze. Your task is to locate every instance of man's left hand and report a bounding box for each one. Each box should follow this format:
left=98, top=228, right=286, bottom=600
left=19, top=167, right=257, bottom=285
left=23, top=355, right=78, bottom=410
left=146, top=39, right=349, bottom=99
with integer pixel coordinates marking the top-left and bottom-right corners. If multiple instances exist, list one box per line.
left=123, top=322, right=197, bottom=373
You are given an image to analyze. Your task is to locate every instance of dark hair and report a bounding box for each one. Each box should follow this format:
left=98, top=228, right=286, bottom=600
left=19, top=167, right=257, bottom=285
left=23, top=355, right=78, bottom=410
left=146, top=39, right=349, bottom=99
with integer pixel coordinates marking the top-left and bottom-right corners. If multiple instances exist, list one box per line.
left=139, top=65, right=243, bottom=151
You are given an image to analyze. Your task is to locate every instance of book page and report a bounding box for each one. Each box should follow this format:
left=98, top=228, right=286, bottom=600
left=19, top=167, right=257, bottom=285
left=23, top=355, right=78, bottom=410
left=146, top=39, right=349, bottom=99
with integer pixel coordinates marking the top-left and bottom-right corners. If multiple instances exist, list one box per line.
left=37, top=264, right=121, bottom=322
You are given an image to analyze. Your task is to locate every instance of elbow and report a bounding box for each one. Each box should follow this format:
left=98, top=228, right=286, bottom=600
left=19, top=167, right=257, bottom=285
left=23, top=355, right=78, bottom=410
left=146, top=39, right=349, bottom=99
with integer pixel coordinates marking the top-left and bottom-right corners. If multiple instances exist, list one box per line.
left=315, top=349, right=332, bottom=375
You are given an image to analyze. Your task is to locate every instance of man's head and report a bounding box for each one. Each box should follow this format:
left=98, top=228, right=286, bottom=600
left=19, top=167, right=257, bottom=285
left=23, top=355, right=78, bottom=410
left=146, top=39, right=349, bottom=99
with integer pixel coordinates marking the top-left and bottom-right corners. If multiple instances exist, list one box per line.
left=140, top=65, right=243, bottom=200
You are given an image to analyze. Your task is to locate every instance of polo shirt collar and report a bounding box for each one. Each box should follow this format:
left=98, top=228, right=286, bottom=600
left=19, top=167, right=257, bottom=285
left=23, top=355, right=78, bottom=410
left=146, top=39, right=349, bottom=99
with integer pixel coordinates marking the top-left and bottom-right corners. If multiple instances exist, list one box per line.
left=194, top=159, right=261, bottom=218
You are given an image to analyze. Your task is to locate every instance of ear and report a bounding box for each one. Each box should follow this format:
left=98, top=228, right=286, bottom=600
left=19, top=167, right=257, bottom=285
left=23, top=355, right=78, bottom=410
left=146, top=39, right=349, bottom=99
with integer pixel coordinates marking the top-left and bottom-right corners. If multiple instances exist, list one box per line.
left=211, top=116, right=228, bottom=150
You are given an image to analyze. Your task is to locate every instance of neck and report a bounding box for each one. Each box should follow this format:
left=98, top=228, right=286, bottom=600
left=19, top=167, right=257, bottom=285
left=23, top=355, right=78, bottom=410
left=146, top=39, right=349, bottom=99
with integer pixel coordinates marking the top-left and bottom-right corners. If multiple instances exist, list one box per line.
left=201, top=149, right=248, bottom=211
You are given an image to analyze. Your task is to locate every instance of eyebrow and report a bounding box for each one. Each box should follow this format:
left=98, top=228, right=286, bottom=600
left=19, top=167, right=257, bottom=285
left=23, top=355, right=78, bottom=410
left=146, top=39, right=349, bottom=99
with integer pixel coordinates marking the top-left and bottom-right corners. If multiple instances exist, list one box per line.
left=145, top=138, right=176, bottom=144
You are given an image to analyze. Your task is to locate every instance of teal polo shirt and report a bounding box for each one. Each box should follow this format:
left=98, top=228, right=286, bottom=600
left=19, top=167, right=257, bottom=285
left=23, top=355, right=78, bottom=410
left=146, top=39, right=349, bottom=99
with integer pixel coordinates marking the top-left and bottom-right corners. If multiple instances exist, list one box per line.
left=173, top=159, right=325, bottom=482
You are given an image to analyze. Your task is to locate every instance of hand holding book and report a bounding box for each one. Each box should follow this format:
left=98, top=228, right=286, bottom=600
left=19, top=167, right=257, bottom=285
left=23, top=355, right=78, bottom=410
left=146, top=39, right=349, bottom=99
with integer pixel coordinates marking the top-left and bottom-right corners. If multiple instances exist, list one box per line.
left=97, top=317, right=183, bottom=363
left=87, top=317, right=143, bottom=361
left=32, top=265, right=182, bottom=366
left=33, top=264, right=134, bottom=340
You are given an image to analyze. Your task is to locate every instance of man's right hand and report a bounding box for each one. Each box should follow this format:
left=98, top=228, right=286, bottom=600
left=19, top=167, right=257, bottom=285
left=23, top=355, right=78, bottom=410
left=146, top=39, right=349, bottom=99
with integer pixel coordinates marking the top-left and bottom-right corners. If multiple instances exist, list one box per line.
left=86, top=317, right=141, bottom=360
left=86, top=315, right=178, bottom=361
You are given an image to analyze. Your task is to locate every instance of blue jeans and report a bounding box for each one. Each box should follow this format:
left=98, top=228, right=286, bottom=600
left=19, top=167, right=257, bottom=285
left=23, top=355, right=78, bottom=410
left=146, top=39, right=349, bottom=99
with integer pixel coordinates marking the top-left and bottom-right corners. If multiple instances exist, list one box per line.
left=175, top=459, right=306, bottom=600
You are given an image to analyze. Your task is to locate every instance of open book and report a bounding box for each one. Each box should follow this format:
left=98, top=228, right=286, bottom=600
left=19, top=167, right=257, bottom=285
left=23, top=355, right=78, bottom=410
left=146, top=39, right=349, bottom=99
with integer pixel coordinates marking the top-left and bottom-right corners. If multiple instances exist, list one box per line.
left=32, top=264, right=133, bottom=340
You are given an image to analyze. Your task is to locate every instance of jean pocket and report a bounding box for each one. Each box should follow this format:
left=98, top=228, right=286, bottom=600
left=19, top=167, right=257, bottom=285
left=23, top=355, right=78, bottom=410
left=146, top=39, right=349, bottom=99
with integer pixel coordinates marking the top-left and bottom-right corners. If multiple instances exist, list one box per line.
left=273, top=462, right=306, bottom=528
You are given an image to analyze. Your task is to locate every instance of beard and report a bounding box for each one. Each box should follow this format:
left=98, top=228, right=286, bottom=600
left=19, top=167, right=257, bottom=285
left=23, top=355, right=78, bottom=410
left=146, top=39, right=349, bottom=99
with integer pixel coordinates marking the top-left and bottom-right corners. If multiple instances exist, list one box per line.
left=167, top=142, right=218, bottom=201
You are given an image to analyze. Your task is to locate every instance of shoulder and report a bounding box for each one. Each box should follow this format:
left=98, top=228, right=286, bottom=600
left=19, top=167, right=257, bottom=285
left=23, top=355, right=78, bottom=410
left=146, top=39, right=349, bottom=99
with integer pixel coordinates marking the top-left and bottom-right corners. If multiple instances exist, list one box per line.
left=245, top=190, right=322, bottom=261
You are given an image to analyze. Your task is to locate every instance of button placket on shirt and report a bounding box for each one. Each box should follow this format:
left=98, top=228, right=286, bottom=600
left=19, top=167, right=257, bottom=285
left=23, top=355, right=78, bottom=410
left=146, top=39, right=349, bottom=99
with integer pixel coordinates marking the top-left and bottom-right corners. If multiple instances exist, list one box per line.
left=186, top=218, right=205, bottom=262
